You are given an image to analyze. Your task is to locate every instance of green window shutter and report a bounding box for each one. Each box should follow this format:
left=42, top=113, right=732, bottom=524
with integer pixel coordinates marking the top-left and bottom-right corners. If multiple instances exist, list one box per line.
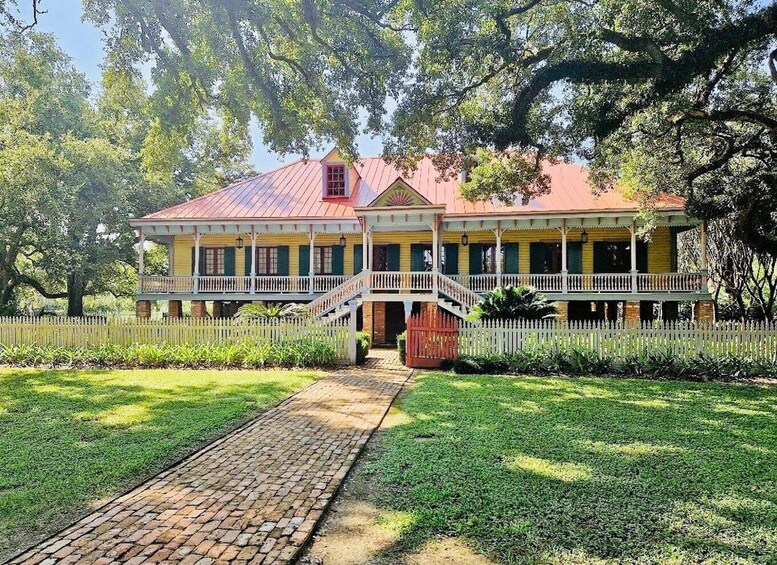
left=637, top=241, right=648, bottom=272
left=191, top=247, right=196, bottom=275
left=332, top=245, right=344, bottom=275
left=277, top=246, right=289, bottom=276
left=299, top=245, right=310, bottom=275
left=530, top=243, right=547, bottom=274
left=410, top=244, right=425, bottom=271
left=387, top=244, right=400, bottom=271
left=354, top=244, right=363, bottom=274
left=504, top=243, right=519, bottom=274
left=224, top=247, right=236, bottom=276
left=567, top=242, right=583, bottom=274
left=593, top=242, right=609, bottom=273
left=669, top=227, right=679, bottom=272
left=245, top=246, right=253, bottom=275
left=443, top=243, right=459, bottom=275
left=468, top=244, right=482, bottom=275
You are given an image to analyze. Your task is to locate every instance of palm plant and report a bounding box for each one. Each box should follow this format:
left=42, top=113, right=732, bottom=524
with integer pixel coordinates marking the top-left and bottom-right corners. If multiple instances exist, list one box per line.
left=469, top=285, right=558, bottom=321
left=234, top=302, right=309, bottom=323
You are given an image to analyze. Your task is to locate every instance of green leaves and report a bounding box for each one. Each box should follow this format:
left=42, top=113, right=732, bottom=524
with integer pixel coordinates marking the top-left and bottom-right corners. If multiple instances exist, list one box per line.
left=460, top=149, right=551, bottom=205
left=84, top=0, right=410, bottom=160
left=0, top=29, right=256, bottom=313
left=470, top=285, right=558, bottom=321
left=234, top=302, right=310, bottom=323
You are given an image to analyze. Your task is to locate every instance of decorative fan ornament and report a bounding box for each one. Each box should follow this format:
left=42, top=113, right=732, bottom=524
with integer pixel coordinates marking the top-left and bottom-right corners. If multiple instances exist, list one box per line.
left=385, top=190, right=415, bottom=207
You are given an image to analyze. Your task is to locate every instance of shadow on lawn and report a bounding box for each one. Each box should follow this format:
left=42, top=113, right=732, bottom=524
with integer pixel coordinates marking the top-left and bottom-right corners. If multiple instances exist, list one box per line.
left=0, top=368, right=303, bottom=559
left=361, top=375, right=777, bottom=563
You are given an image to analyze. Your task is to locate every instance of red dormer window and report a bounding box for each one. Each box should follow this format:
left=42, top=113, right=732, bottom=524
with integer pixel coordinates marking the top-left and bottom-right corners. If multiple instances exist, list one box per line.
left=325, top=164, right=347, bottom=197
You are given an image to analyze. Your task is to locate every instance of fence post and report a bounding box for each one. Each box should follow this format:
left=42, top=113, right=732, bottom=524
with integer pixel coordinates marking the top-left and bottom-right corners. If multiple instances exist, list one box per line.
left=347, top=300, right=358, bottom=364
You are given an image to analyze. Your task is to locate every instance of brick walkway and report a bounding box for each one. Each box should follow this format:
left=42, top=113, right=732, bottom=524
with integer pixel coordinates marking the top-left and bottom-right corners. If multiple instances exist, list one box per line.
left=11, top=350, right=409, bottom=565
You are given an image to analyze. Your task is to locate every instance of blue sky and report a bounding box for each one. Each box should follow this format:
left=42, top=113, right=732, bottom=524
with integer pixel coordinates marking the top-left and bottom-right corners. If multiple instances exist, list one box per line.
left=36, top=0, right=385, bottom=171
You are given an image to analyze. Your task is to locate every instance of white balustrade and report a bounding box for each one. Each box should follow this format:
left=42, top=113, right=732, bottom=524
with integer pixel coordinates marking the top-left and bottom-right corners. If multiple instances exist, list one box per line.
left=369, top=271, right=434, bottom=292
left=308, top=274, right=365, bottom=318
left=637, top=273, right=704, bottom=293
left=139, top=272, right=705, bottom=297
left=198, top=276, right=252, bottom=293
left=313, top=276, right=350, bottom=293
left=566, top=273, right=632, bottom=293
left=437, top=273, right=482, bottom=309
left=138, top=276, right=194, bottom=293
left=253, top=276, right=308, bottom=293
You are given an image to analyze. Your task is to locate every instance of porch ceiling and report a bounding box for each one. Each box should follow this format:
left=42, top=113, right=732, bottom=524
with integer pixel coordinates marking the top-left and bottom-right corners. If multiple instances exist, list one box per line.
left=131, top=210, right=697, bottom=236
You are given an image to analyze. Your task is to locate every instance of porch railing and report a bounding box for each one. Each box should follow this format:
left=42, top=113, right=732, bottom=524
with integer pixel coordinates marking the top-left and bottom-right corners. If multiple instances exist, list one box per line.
left=138, top=272, right=705, bottom=296
left=138, top=275, right=347, bottom=295
left=450, top=272, right=704, bottom=294
left=368, top=271, right=435, bottom=292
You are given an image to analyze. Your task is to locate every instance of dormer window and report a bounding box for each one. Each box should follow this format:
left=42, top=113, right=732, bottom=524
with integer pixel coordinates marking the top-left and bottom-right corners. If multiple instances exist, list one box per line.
left=325, top=164, right=347, bottom=197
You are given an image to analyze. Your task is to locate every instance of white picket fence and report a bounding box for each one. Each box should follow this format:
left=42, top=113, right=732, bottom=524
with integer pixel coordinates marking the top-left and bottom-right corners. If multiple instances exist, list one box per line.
left=459, top=320, right=777, bottom=362
left=0, top=316, right=352, bottom=360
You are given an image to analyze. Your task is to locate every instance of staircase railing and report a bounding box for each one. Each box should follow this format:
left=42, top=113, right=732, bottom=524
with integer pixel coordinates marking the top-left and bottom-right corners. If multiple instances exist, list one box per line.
left=436, top=273, right=482, bottom=311
left=307, top=273, right=365, bottom=318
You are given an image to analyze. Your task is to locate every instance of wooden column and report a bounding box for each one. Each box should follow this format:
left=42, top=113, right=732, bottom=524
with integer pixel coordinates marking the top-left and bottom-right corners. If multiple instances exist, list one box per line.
left=362, top=228, right=369, bottom=272
left=368, top=231, right=374, bottom=271
left=560, top=220, right=569, bottom=294
left=249, top=228, right=257, bottom=294
left=494, top=223, right=503, bottom=287
left=432, top=217, right=440, bottom=294
left=699, top=220, right=709, bottom=293
left=192, top=229, right=201, bottom=294
left=138, top=228, right=145, bottom=276
left=308, top=228, right=316, bottom=294
left=630, top=221, right=638, bottom=293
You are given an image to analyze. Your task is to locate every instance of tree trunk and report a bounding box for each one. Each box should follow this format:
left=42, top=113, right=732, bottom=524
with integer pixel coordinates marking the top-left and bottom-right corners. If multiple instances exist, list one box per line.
left=67, top=272, right=86, bottom=317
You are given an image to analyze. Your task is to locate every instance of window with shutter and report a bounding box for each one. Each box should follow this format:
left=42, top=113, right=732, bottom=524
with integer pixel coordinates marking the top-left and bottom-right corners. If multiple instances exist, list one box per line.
left=314, top=246, right=334, bottom=275
left=203, top=248, right=226, bottom=275
left=255, top=247, right=280, bottom=275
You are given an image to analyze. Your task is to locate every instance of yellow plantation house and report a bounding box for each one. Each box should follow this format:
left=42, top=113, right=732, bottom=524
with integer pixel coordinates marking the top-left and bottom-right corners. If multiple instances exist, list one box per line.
left=131, top=149, right=713, bottom=344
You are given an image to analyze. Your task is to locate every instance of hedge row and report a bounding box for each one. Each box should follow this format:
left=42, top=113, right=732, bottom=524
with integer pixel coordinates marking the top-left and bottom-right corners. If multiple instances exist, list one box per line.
left=0, top=339, right=340, bottom=369
left=450, top=347, right=777, bottom=381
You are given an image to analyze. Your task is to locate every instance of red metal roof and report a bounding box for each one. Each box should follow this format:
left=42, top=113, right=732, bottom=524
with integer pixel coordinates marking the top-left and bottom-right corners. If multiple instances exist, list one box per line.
left=142, top=155, right=685, bottom=221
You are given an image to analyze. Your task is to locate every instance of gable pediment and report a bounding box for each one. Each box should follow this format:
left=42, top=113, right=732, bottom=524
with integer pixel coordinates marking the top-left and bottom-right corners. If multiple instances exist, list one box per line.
left=369, top=178, right=431, bottom=208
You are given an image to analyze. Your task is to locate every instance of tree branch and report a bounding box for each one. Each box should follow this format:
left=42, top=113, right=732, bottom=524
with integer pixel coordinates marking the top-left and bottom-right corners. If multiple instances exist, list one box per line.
left=500, top=2, right=777, bottom=147
left=16, top=274, right=67, bottom=299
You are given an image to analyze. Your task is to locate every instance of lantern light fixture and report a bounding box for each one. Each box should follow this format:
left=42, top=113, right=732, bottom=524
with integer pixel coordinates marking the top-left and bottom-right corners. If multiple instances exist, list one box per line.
left=235, top=236, right=244, bottom=249
left=339, top=235, right=347, bottom=247
left=580, top=230, right=589, bottom=244
left=461, top=233, right=469, bottom=247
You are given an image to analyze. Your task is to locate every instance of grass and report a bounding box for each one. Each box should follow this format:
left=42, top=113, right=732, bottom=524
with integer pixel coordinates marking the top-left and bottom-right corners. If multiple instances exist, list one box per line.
left=0, top=367, right=321, bottom=559
left=354, top=373, right=777, bottom=564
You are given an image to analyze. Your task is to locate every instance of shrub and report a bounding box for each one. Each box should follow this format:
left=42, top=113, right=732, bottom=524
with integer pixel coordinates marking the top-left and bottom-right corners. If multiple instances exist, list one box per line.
left=396, top=331, right=407, bottom=365
left=0, top=338, right=339, bottom=369
left=355, top=331, right=371, bottom=364
left=234, top=302, right=308, bottom=323
left=470, top=285, right=557, bottom=321
left=452, top=348, right=776, bottom=381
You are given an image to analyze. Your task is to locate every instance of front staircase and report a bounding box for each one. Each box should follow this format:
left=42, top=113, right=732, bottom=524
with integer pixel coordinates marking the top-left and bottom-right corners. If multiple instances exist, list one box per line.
left=306, top=271, right=482, bottom=321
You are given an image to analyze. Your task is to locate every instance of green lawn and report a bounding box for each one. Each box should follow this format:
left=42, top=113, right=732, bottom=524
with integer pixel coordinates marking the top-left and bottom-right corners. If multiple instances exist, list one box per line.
left=360, top=374, right=777, bottom=564
left=0, top=367, right=321, bottom=559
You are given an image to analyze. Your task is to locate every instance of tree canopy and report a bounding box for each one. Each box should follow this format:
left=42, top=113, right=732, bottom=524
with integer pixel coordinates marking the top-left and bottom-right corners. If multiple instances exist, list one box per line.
left=0, top=30, right=255, bottom=314
left=64, top=0, right=775, bottom=252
